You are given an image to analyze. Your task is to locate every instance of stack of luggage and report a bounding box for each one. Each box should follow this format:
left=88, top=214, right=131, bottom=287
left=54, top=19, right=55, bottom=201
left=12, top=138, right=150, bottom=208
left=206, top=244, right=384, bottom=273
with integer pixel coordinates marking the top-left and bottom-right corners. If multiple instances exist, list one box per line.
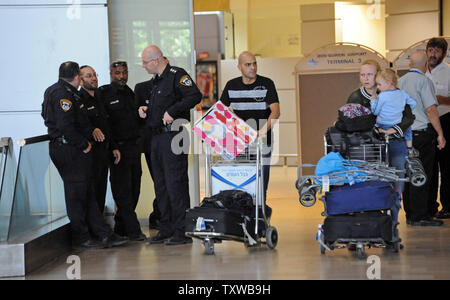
left=299, top=103, right=403, bottom=259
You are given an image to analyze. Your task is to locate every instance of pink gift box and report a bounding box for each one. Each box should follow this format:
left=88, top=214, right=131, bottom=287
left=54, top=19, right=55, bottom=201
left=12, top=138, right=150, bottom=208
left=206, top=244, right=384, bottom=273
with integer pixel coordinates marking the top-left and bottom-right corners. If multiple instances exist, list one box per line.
left=193, top=101, right=257, bottom=160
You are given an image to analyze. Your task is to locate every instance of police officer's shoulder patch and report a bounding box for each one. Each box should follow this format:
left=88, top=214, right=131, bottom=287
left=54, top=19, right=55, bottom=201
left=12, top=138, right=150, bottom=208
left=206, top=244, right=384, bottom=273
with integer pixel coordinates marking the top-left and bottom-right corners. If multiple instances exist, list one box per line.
left=180, top=75, right=192, bottom=87
left=59, top=99, right=72, bottom=112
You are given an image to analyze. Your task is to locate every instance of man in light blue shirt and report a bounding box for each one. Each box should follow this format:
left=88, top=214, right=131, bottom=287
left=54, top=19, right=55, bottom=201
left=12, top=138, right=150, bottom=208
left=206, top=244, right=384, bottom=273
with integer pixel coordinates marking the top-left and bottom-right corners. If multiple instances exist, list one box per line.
left=398, top=51, right=446, bottom=227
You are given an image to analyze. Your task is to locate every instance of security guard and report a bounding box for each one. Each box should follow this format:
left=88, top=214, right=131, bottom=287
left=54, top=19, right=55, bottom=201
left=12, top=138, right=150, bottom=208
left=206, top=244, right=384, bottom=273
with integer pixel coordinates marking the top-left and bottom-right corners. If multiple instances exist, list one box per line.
left=42, top=61, right=128, bottom=249
left=139, top=45, right=202, bottom=245
left=99, top=61, right=146, bottom=241
left=135, top=78, right=161, bottom=230
left=79, top=65, right=120, bottom=212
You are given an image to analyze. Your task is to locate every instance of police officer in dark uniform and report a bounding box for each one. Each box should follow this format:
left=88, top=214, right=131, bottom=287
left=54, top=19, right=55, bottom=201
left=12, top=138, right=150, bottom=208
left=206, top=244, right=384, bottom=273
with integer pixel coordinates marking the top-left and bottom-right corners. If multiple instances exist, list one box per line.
left=99, top=61, right=146, bottom=241
left=135, top=78, right=161, bottom=230
left=79, top=65, right=120, bottom=213
left=41, top=61, right=128, bottom=249
left=138, top=46, right=202, bottom=245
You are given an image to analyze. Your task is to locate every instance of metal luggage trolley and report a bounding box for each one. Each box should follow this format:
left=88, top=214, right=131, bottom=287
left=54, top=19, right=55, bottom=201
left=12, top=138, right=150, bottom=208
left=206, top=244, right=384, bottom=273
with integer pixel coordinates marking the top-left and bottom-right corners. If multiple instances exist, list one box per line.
left=186, top=138, right=278, bottom=255
left=296, top=133, right=424, bottom=259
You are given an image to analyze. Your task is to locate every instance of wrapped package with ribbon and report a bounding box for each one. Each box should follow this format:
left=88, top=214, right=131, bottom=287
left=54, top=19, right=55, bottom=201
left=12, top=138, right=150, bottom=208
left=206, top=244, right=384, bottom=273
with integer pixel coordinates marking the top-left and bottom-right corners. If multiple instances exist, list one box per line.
left=192, top=101, right=258, bottom=160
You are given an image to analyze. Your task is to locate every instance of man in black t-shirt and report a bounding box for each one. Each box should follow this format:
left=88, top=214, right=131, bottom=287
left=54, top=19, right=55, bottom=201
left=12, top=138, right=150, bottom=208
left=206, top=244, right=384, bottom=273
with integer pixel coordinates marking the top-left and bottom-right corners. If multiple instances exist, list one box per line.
left=220, top=51, right=281, bottom=200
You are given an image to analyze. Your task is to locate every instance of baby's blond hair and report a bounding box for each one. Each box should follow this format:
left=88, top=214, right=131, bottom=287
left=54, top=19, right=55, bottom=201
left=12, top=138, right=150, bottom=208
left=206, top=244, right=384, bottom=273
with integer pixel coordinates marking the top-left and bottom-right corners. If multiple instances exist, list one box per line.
left=376, top=68, right=398, bottom=87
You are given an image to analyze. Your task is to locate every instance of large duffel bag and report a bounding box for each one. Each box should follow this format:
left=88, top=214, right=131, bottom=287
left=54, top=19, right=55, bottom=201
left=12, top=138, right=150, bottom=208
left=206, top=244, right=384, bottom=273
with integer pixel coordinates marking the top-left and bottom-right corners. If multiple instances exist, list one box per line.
left=325, top=181, right=395, bottom=215
left=323, top=212, right=393, bottom=243
left=185, top=206, right=248, bottom=237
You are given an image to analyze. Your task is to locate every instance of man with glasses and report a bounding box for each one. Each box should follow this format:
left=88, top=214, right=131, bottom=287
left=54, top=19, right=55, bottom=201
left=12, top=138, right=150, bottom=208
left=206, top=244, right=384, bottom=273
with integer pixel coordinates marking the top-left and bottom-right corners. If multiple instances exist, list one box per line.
left=79, top=65, right=120, bottom=213
left=425, top=38, right=450, bottom=219
left=134, top=57, right=170, bottom=232
left=42, top=61, right=128, bottom=249
left=98, top=61, right=146, bottom=241
left=138, top=45, right=202, bottom=245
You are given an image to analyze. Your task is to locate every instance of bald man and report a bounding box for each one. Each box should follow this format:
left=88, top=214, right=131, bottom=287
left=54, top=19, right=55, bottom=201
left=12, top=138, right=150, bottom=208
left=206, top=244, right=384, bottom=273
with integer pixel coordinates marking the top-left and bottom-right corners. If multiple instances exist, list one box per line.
left=138, top=45, right=202, bottom=245
left=398, top=51, right=446, bottom=226
left=220, top=51, right=280, bottom=201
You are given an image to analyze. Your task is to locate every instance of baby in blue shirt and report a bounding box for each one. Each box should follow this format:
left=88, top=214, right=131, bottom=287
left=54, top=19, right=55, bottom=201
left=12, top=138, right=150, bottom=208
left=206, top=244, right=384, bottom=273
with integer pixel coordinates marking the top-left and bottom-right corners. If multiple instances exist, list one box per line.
left=370, top=68, right=416, bottom=149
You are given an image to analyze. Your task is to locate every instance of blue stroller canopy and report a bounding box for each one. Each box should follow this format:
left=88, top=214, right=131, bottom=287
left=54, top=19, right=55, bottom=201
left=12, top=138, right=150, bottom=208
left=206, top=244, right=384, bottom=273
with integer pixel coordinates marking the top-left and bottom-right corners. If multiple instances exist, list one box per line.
left=314, top=152, right=367, bottom=185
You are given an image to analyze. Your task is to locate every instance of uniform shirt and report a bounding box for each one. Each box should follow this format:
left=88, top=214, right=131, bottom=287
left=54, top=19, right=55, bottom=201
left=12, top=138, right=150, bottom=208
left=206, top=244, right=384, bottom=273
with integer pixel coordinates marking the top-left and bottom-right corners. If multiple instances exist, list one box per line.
left=371, top=89, right=416, bottom=126
left=134, top=79, right=152, bottom=108
left=145, top=64, right=202, bottom=129
left=398, top=69, right=438, bottom=131
left=426, top=62, right=450, bottom=116
left=98, top=82, right=141, bottom=143
left=79, top=87, right=111, bottom=145
left=41, top=79, right=93, bottom=150
left=220, top=75, right=279, bottom=145
left=347, top=86, right=415, bottom=138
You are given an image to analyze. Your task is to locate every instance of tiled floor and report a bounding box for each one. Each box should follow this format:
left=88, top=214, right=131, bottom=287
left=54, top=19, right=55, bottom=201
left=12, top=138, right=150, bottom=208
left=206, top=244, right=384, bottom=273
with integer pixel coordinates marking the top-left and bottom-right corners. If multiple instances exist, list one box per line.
left=23, top=166, right=450, bottom=280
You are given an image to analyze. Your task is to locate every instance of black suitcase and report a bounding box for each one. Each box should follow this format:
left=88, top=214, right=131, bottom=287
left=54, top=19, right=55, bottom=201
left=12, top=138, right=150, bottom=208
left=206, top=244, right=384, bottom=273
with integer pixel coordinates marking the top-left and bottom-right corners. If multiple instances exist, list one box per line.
left=323, top=212, right=392, bottom=244
left=185, top=207, right=248, bottom=237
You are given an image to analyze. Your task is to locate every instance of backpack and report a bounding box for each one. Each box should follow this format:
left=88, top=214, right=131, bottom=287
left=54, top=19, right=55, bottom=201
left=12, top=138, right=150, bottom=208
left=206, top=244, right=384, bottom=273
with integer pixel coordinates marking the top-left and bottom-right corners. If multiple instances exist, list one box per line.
left=200, top=190, right=254, bottom=212
left=334, top=103, right=376, bottom=132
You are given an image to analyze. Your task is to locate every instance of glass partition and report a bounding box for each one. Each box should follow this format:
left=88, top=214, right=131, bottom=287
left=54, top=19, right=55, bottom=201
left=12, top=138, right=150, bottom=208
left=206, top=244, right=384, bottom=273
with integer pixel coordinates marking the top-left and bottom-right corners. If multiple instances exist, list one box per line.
left=0, top=138, right=17, bottom=242
left=7, top=135, right=66, bottom=241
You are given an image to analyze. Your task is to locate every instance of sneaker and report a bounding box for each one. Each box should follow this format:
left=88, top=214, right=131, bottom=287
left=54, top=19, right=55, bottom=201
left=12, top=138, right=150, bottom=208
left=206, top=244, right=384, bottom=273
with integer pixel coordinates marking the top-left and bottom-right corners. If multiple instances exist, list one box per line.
left=73, top=239, right=105, bottom=250
left=408, top=147, right=420, bottom=158
left=164, top=236, right=193, bottom=246
left=406, top=218, right=443, bottom=227
left=128, top=232, right=147, bottom=241
left=436, top=209, right=450, bottom=219
left=102, top=233, right=129, bottom=248
left=148, top=233, right=171, bottom=244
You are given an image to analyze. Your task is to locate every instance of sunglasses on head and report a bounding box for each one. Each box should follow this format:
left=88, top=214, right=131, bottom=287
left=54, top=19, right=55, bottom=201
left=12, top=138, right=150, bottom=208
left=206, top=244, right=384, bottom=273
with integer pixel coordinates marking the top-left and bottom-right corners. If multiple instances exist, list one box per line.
left=111, top=61, right=127, bottom=68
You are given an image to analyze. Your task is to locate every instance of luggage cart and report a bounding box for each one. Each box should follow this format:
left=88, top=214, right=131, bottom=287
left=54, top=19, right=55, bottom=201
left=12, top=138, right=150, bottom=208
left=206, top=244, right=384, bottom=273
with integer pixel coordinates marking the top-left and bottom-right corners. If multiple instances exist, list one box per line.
left=297, top=132, right=406, bottom=259
left=186, top=138, right=278, bottom=255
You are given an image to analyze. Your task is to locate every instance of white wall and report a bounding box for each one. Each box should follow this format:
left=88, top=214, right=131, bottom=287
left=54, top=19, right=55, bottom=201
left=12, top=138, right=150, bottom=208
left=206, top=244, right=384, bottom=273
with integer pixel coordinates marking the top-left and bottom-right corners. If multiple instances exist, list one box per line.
left=0, top=1, right=110, bottom=148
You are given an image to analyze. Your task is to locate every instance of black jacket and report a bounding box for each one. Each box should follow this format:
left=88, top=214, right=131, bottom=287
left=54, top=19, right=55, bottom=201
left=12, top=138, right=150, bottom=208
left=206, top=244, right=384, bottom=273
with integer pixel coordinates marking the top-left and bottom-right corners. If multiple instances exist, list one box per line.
left=98, top=82, right=142, bottom=146
left=41, top=79, right=93, bottom=150
left=144, top=64, right=202, bottom=129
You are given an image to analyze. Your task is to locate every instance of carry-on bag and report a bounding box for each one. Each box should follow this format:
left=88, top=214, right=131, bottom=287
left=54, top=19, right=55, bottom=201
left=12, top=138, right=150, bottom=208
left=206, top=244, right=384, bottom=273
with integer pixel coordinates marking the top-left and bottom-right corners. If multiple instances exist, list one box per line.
left=324, top=180, right=395, bottom=215
left=323, top=212, right=393, bottom=244
left=185, top=206, right=247, bottom=237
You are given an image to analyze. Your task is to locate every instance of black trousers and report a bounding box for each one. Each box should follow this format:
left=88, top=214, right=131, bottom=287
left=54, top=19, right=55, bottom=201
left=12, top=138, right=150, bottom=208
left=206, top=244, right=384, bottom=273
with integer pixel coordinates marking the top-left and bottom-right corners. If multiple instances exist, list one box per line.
left=403, top=126, right=437, bottom=221
left=109, top=141, right=142, bottom=236
left=430, top=112, right=450, bottom=212
left=151, top=131, right=190, bottom=238
left=89, top=143, right=109, bottom=213
left=143, top=131, right=161, bottom=223
left=144, top=152, right=161, bottom=223
left=49, top=142, right=112, bottom=244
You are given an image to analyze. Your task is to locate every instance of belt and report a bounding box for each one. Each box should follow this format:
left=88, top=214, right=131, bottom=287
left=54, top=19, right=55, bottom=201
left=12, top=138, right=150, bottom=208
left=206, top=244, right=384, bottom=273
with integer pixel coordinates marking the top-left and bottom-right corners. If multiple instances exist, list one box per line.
left=52, top=136, right=69, bottom=144
left=151, top=125, right=177, bottom=135
left=413, top=123, right=432, bottom=133
left=116, top=138, right=138, bottom=146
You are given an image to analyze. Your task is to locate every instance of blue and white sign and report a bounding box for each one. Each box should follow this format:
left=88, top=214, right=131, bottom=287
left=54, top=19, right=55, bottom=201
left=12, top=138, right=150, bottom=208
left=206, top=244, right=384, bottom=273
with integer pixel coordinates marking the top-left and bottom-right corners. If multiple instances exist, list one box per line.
left=211, top=165, right=258, bottom=199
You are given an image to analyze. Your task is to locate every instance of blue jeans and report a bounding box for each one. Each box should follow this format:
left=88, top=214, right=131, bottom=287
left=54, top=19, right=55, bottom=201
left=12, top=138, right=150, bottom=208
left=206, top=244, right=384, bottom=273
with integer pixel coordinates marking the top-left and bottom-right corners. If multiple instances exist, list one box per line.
left=388, top=138, right=407, bottom=223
